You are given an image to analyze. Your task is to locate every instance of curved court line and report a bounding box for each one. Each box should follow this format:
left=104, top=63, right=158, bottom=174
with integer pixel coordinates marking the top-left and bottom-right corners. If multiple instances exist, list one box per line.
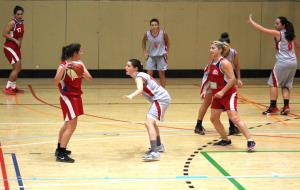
left=28, top=84, right=192, bottom=131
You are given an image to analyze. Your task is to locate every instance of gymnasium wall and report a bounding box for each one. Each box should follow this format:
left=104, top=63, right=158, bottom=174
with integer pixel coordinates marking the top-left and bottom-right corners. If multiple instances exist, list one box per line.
left=0, top=0, right=299, bottom=76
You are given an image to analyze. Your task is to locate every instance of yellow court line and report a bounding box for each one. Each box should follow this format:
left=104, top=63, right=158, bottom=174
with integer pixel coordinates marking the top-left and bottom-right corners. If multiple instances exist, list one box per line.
left=238, top=93, right=288, bottom=126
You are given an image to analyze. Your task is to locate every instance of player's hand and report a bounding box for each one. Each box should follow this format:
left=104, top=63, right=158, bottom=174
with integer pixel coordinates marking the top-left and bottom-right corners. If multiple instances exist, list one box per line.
left=214, top=91, right=224, bottom=99
left=248, top=14, right=253, bottom=24
left=200, top=91, right=206, bottom=99
left=164, top=53, right=168, bottom=61
left=15, top=39, right=21, bottom=47
left=237, top=79, right=243, bottom=88
left=123, top=95, right=133, bottom=100
left=144, top=52, right=149, bottom=60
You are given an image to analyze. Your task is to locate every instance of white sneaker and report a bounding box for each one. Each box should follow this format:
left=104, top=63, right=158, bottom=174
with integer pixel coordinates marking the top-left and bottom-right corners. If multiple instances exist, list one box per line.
left=142, top=151, right=160, bottom=161
left=156, top=144, right=165, bottom=153
left=145, top=144, right=165, bottom=154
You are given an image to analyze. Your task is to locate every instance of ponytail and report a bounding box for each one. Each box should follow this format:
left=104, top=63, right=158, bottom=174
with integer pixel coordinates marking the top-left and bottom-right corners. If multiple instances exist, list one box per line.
left=278, top=16, right=295, bottom=41
left=61, top=45, right=68, bottom=61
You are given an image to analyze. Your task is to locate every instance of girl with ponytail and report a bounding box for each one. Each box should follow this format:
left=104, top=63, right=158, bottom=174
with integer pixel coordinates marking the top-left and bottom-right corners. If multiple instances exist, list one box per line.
left=248, top=14, right=298, bottom=115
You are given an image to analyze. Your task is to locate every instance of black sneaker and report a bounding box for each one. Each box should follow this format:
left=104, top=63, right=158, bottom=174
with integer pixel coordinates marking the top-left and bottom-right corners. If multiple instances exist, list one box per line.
left=213, top=139, right=231, bottom=146
left=247, top=141, right=256, bottom=152
left=229, top=126, right=240, bottom=135
left=194, top=126, right=205, bottom=135
left=55, top=149, right=71, bottom=156
left=262, top=106, right=279, bottom=115
left=56, top=153, right=75, bottom=163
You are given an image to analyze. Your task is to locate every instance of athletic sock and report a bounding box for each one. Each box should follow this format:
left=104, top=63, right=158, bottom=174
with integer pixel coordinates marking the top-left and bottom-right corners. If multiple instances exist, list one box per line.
left=156, top=136, right=161, bottom=146
left=229, top=119, right=235, bottom=128
left=150, top=140, right=157, bottom=152
left=196, top=120, right=203, bottom=128
left=11, top=81, right=16, bottom=89
left=6, top=81, right=12, bottom=89
left=270, top=100, right=277, bottom=108
left=284, top=99, right=289, bottom=107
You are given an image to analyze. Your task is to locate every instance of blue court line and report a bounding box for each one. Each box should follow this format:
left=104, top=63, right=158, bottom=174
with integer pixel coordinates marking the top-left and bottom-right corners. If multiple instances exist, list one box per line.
left=3, top=175, right=300, bottom=182
left=11, top=153, right=24, bottom=190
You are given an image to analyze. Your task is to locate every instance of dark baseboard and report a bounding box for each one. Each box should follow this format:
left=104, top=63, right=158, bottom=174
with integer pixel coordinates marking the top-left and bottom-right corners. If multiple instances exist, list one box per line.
left=0, top=69, right=300, bottom=78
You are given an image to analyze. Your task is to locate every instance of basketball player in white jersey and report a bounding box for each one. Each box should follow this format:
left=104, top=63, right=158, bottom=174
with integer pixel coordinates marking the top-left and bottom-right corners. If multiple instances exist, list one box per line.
left=124, top=59, right=171, bottom=161
left=249, top=14, right=300, bottom=115
left=142, top=18, right=170, bottom=87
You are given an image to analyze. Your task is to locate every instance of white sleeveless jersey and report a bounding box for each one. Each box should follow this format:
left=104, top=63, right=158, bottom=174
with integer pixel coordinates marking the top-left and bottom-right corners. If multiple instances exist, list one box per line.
left=146, top=30, right=167, bottom=56
left=136, top=72, right=170, bottom=102
left=225, top=48, right=236, bottom=68
left=275, top=30, right=297, bottom=64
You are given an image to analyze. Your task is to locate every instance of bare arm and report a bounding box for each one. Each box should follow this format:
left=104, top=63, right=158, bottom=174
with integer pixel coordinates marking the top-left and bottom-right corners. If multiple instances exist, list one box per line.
left=248, top=14, right=280, bottom=38
left=233, top=51, right=243, bottom=87
left=53, top=63, right=69, bottom=86
left=142, top=33, right=148, bottom=59
left=164, top=32, right=170, bottom=52
left=2, top=20, right=20, bottom=46
left=125, top=77, right=144, bottom=99
left=294, top=38, right=300, bottom=58
left=82, top=63, right=93, bottom=81
left=19, top=37, right=23, bottom=48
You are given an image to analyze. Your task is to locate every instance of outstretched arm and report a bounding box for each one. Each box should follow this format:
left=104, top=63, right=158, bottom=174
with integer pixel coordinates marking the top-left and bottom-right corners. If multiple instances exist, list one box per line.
left=125, top=77, right=144, bottom=99
left=248, top=14, right=280, bottom=38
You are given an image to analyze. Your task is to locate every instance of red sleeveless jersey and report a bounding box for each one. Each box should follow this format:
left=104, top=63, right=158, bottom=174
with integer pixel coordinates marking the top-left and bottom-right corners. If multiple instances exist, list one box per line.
left=4, top=19, right=24, bottom=47
left=208, top=58, right=236, bottom=96
left=58, top=60, right=83, bottom=96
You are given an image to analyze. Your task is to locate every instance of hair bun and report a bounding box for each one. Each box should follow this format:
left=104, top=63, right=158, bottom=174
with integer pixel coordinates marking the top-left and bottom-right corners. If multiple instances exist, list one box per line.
left=221, top=32, right=229, bottom=38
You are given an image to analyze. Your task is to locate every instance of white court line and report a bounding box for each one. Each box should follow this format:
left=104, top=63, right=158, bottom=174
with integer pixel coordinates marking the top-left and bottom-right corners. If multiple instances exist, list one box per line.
left=1, top=174, right=300, bottom=190
left=1, top=133, right=197, bottom=148
left=1, top=121, right=300, bottom=125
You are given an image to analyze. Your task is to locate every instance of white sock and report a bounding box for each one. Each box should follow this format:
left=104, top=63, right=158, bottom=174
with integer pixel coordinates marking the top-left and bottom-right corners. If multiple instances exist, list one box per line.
left=247, top=138, right=254, bottom=142
left=11, top=81, right=16, bottom=89
left=6, top=81, right=12, bottom=89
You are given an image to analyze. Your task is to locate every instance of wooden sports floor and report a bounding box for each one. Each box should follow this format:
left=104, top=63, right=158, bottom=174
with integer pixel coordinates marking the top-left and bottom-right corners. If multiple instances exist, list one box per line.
left=0, top=78, right=299, bottom=190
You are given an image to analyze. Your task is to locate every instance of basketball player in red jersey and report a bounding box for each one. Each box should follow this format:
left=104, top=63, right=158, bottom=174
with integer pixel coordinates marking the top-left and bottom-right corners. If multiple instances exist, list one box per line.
left=2, top=6, right=25, bottom=95
left=206, top=41, right=256, bottom=152
left=54, top=43, right=92, bottom=163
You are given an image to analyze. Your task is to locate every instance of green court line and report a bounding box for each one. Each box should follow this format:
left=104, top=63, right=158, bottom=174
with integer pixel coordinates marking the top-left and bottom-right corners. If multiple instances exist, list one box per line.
left=201, top=152, right=246, bottom=190
left=204, top=150, right=300, bottom=153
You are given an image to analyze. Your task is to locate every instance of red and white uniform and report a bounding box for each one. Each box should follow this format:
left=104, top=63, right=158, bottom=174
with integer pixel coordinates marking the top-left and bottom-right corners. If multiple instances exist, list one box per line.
left=3, top=19, right=24, bottom=64
left=58, top=60, right=84, bottom=121
left=136, top=72, right=171, bottom=121
left=208, top=58, right=237, bottom=111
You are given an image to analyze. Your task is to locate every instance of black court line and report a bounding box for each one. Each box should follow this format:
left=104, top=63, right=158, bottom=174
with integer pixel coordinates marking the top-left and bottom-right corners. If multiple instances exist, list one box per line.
left=183, top=116, right=300, bottom=189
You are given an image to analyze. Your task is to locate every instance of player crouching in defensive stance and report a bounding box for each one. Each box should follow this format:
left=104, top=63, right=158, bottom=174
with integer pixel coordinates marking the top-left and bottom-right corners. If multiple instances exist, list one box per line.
left=124, top=59, right=171, bottom=161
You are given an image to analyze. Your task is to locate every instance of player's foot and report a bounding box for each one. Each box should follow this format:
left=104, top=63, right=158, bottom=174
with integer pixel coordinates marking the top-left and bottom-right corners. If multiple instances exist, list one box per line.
left=55, top=148, right=71, bottom=156
left=142, top=151, right=160, bottom=161
left=229, top=126, right=240, bottom=135
left=262, top=106, right=279, bottom=115
left=145, top=144, right=165, bottom=154
left=56, top=153, right=75, bottom=163
left=213, top=139, right=232, bottom=146
left=247, top=141, right=256, bottom=152
left=2, top=87, right=16, bottom=95
left=14, top=87, right=24, bottom=93
left=280, top=106, right=290, bottom=115
left=194, top=126, right=205, bottom=135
